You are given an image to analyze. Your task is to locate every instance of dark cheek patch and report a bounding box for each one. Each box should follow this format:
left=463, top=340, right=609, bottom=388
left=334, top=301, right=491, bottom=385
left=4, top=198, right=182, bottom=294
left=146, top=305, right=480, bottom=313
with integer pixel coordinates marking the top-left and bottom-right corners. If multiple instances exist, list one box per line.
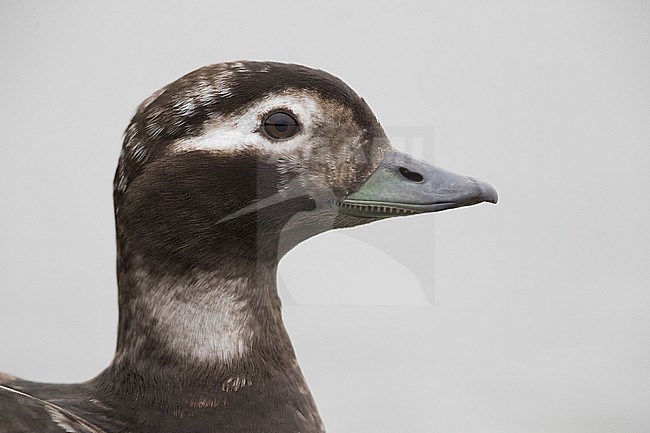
left=117, top=151, right=315, bottom=274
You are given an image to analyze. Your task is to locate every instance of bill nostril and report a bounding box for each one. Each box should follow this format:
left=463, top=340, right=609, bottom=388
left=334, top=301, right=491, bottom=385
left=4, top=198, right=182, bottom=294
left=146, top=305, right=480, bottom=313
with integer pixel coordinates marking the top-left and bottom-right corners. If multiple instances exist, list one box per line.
left=398, top=167, right=424, bottom=182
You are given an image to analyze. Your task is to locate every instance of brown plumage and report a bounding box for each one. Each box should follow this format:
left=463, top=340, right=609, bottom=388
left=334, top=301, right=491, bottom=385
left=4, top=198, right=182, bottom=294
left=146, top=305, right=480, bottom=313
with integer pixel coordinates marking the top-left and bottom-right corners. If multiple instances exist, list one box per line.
left=0, top=60, right=497, bottom=433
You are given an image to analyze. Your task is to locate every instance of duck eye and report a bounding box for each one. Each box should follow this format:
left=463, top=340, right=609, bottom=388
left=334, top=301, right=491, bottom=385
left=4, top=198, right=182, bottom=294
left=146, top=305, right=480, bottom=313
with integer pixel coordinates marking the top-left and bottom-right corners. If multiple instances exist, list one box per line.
left=263, top=112, right=299, bottom=140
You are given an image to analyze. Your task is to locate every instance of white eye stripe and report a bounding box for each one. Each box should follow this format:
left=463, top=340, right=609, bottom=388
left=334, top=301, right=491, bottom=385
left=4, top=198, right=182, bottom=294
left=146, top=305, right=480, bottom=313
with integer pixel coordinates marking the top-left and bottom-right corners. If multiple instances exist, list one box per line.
left=171, top=91, right=321, bottom=154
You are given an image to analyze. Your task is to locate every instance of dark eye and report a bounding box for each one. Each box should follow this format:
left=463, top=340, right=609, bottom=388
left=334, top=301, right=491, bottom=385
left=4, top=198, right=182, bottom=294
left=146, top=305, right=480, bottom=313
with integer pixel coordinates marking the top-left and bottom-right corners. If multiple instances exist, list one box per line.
left=263, top=112, right=299, bottom=140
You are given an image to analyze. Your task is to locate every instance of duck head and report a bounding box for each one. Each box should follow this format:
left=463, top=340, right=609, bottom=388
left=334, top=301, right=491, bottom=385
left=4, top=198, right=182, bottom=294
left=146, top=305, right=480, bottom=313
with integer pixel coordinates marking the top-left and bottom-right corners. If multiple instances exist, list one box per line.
left=114, top=61, right=497, bottom=274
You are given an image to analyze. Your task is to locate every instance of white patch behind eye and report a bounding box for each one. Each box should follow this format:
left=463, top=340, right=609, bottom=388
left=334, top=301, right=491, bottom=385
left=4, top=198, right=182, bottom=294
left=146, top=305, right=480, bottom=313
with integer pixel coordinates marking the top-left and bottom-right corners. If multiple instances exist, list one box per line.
left=171, top=91, right=321, bottom=155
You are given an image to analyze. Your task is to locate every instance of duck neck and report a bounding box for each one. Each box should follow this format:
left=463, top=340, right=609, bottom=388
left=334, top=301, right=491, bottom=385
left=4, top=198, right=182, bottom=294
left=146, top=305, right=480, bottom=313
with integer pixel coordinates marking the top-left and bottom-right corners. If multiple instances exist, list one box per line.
left=94, top=257, right=325, bottom=432
left=106, top=256, right=299, bottom=387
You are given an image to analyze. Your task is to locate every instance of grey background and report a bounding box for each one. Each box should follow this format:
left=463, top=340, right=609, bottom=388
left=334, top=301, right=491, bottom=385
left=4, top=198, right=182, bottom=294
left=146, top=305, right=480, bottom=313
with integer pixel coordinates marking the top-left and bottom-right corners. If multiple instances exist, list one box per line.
left=1, top=1, right=649, bottom=432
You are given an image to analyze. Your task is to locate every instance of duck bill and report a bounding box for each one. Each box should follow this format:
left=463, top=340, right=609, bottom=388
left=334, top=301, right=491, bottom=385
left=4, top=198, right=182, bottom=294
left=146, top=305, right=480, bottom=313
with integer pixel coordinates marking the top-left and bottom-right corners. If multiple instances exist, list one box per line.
left=338, top=150, right=498, bottom=218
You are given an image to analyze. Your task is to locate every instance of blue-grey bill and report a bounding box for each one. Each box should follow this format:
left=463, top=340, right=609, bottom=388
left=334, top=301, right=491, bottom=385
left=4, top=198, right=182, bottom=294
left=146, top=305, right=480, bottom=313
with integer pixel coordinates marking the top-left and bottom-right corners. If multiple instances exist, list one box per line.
left=337, top=150, right=498, bottom=218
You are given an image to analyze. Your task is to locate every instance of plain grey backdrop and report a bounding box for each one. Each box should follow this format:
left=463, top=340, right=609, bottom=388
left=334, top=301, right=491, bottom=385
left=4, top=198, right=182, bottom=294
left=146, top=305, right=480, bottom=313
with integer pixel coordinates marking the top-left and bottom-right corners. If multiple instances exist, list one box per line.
left=1, top=1, right=649, bottom=432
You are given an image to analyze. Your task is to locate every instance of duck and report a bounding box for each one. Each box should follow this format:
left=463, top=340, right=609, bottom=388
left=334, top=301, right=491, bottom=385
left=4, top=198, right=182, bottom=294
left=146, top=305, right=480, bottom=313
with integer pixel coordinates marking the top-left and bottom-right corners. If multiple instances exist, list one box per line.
left=0, top=61, right=497, bottom=433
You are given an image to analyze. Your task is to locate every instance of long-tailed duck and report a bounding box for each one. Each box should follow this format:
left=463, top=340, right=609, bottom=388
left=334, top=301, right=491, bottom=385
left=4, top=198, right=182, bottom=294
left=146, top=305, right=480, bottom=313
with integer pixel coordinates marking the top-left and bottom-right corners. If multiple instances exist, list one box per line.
left=0, top=61, right=497, bottom=433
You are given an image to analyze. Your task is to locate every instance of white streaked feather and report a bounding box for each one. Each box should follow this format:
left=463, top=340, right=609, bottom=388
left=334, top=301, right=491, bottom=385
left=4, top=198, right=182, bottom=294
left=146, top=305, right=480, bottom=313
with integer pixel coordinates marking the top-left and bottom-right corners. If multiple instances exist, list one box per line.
left=129, top=270, right=254, bottom=363
left=171, top=91, right=322, bottom=155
